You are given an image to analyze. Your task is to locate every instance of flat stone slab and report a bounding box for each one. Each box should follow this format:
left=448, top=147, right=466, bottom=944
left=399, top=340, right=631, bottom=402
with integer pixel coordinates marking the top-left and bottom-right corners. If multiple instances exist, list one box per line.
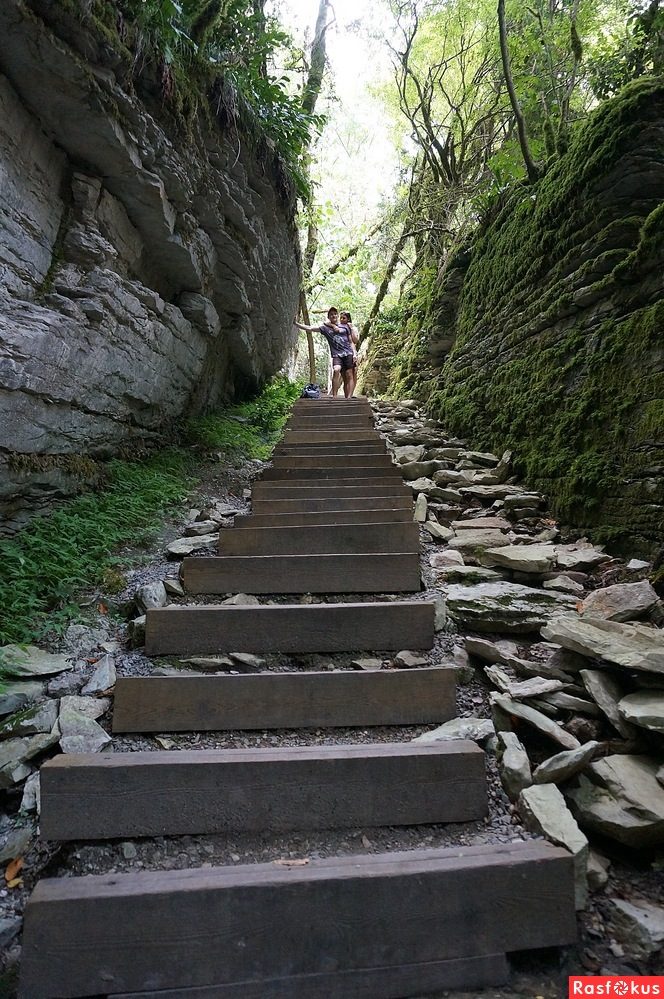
left=491, top=694, right=580, bottom=750
left=0, top=645, right=70, bottom=677
left=484, top=544, right=558, bottom=574
left=413, top=717, right=495, bottom=745
left=447, top=582, right=575, bottom=633
left=451, top=517, right=511, bottom=531
left=567, top=755, right=664, bottom=848
left=580, top=580, right=659, bottom=623
left=618, top=691, right=664, bottom=733
left=533, top=741, right=599, bottom=785
left=518, top=784, right=588, bottom=909
left=542, top=615, right=664, bottom=674
left=166, top=534, right=219, bottom=557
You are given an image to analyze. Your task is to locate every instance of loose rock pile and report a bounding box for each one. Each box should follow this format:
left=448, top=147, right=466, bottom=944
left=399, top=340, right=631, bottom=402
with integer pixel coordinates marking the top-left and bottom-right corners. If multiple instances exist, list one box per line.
left=372, top=397, right=664, bottom=961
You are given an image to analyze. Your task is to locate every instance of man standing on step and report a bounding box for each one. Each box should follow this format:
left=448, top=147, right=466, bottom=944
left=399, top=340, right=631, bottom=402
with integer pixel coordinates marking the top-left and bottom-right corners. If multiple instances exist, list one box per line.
left=294, top=308, right=356, bottom=398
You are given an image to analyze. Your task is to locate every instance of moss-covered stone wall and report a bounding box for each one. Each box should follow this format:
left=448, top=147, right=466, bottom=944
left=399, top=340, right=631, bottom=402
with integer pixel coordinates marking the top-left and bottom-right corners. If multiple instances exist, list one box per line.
left=367, top=78, right=664, bottom=561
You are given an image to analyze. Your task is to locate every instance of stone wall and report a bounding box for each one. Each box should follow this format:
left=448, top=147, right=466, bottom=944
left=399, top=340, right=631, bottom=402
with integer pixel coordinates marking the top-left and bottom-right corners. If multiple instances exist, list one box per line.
left=364, top=79, right=664, bottom=562
left=0, top=0, right=300, bottom=531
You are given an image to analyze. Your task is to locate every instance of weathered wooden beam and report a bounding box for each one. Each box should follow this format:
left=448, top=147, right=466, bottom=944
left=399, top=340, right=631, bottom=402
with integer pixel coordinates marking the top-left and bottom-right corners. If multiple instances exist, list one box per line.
left=112, top=667, right=454, bottom=733
left=144, top=601, right=435, bottom=656
left=234, top=508, right=413, bottom=527
left=182, top=552, right=421, bottom=592
left=250, top=495, right=412, bottom=513
left=20, top=843, right=576, bottom=998
left=218, top=522, right=419, bottom=556
left=40, top=741, right=486, bottom=840
left=260, top=466, right=402, bottom=480
left=251, top=482, right=410, bottom=500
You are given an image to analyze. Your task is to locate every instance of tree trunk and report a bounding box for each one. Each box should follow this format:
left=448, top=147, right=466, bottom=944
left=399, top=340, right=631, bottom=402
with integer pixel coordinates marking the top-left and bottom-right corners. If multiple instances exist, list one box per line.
left=497, top=0, right=540, bottom=184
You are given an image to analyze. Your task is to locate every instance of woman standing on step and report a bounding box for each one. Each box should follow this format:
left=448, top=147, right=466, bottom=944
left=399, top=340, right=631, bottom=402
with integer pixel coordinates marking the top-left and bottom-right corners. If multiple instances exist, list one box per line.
left=339, top=311, right=359, bottom=397
left=294, top=307, right=356, bottom=398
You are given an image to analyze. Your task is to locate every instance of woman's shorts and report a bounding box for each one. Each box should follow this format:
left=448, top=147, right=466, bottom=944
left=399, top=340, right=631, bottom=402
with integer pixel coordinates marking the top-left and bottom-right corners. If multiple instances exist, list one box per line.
left=331, top=354, right=355, bottom=371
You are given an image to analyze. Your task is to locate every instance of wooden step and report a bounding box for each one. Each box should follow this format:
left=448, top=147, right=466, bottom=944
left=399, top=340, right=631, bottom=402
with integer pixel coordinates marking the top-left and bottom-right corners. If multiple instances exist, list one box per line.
left=273, top=442, right=387, bottom=455
left=251, top=496, right=412, bottom=513
left=40, top=741, right=486, bottom=840
left=182, top=552, right=421, bottom=592
left=20, top=842, right=576, bottom=998
left=260, top=466, right=403, bottom=480
left=144, top=601, right=435, bottom=656
left=251, top=482, right=410, bottom=500
left=234, top=508, right=413, bottom=527
left=286, top=420, right=374, bottom=431
left=218, top=522, right=419, bottom=556
left=112, top=667, right=454, bottom=733
left=271, top=454, right=394, bottom=469
left=281, top=430, right=380, bottom=444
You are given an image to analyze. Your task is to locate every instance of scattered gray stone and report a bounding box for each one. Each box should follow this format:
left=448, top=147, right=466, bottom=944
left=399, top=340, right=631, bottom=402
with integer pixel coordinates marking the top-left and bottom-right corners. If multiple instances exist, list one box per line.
left=434, top=565, right=502, bottom=584
left=166, top=534, right=218, bottom=557
left=134, top=581, right=168, bottom=613
left=0, top=645, right=70, bottom=677
left=518, top=784, right=588, bottom=909
left=567, top=755, right=664, bottom=848
left=483, top=544, right=558, bottom=574
left=352, top=658, right=383, bottom=672
left=542, top=615, right=664, bottom=674
left=555, top=544, right=610, bottom=571
left=128, top=615, right=146, bottom=647
left=581, top=580, right=659, bottom=623
left=20, top=772, right=41, bottom=815
left=497, top=731, right=532, bottom=801
left=414, top=493, right=427, bottom=522
left=121, top=841, right=138, bottom=860
left=401, top=460, right=451, bottom=481
left=394, top=650, right=428, bottom=668
left=587, top=849, right=610, bottom=891
left=222, top=593, right=261, bottom=606
left=543, top=575, right=585, bottom=595
left=448, top=529, right=511, bottom=561
left=579, top=669, right=633, bottom=738
left=413, top=717, right=495, bottom=745
left=82, top=655, right=116, bottom=695
left=185, top=520, right=220, bottom=536
left=59, top=719, right=111, bottom=754
left=433, top=595, right=446, bottom=632
left=451, top=516, right=511, bottom=532
left=533, top=742, right=599, bottom=785
left=0, top=823, right=35, bottom=863
left=447, top=581, right=575, bottom=633
left=46, top=671, right=83, bottom=697
left=465, top=637, right=508, bottom=664
left=59, top=696, right=110, bottom=721
left=393, top=445, right=425, bottom=463
left=423, top=520, right=454, bottom=542
left=0, top=916, right=22, bottom=949
left=214, top=503, right=245, bottom=517
left=608, top=898, right=664, bottom=962
left=0, top=681, right=45, bottom=717
left=163, top=577, right=185, bottom=597
left=483, top=664, right=511, bottom=693
left=540, top=692, right=601, bottom=716
left=0, top=732, right=58, bottom=773
left=627, top=559, right=651, bottom=571
left=0, top=699, right=58, bottom=739
left=618, top=691, right=664, bottom=734
left=491, top=694, right=581, bottom=749
left=429, top=550, right=464, bottom=568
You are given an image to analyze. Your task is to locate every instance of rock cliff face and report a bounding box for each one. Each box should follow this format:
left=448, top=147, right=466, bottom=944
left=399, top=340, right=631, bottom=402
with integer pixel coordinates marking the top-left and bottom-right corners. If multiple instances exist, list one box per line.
left=0, top=0, right=300, bottom=530
left=365, top=79, right=664, bottom=562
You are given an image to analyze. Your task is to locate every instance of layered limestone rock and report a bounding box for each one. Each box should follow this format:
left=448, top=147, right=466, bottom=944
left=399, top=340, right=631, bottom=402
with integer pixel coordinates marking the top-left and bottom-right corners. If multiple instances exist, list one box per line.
left=0, top=0, right=300, bottom=530
left=362, top=79, right=664, bottom=560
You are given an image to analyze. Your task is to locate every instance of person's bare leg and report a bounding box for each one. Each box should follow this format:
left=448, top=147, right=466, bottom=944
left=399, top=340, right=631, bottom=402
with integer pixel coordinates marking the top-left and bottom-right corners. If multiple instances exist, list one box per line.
left=343, top=369, right=353, bottom=399
left=331, top=366, right=342, bottom=396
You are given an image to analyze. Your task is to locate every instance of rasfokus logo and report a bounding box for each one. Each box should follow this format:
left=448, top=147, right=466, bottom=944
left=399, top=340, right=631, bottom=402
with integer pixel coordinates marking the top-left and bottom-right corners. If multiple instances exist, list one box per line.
left=569, top=978, right=664, bottom=997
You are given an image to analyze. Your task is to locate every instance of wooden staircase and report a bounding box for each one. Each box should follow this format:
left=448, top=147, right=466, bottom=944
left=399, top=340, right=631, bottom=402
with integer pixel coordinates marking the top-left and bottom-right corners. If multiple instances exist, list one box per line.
left=20, top=395, right=576, bottom=998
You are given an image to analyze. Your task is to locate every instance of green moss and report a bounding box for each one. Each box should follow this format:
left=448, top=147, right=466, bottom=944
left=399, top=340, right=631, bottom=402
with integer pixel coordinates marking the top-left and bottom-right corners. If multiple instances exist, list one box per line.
left=379, top=78, right=664, bottom=558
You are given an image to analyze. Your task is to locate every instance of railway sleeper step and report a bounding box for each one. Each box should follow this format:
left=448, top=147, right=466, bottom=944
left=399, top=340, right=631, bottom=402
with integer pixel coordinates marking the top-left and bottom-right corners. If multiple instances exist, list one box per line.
left=20, top=841, right=576, bottom=999
left=271, top=454, right=394, bottom=469
left=144, top=600, right=435, bottom=656
left=251, top=481, right=410, bottom=500
left=250, top=495, right=412, bottom=513
left=112, top=667, right=454, bottom=733
left=182, top=552, right=421, bottom=593
left=260, top=465, right=402, bottom=481
left=40, top=741, right=486, bottom=840
left=233, top=508, right=413, bottom=527
left=280, top=430, right=381, bottom=444
left=218, top=522, right=419, bottom=556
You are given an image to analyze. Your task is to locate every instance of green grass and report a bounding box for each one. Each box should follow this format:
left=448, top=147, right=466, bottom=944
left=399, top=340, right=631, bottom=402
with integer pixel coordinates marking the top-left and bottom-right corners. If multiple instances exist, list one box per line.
left=0, top=377, right=301, bottom=646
